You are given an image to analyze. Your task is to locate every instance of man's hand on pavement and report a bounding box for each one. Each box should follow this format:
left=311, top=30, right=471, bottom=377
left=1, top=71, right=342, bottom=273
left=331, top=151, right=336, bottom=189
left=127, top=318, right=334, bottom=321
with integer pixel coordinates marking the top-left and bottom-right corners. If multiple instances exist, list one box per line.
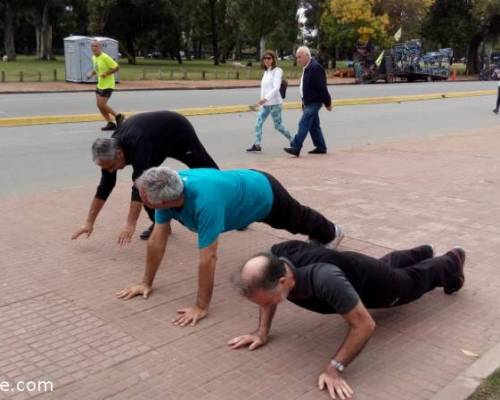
left=116, top=283, right=152, bottom=300
left=117, top=224, right=136, bottom=246
left=318, top=365, right=354, bottom=400
left=227, top=333, right=268, bottom=351
left=171, top=305, right=208, bottom=327
left=71, top=223, right=93, bottom=240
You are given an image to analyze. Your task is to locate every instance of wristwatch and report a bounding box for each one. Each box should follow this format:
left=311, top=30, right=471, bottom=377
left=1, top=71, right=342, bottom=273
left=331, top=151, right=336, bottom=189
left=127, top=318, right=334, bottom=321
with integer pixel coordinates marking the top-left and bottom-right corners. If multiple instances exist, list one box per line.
left=330, top=359, right=345, bottom=373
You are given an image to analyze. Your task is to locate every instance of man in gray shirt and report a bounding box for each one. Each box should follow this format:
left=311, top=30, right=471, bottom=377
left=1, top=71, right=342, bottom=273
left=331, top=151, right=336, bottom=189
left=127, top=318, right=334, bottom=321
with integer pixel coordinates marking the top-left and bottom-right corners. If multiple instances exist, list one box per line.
left=229, top=240, right=466, bottom=399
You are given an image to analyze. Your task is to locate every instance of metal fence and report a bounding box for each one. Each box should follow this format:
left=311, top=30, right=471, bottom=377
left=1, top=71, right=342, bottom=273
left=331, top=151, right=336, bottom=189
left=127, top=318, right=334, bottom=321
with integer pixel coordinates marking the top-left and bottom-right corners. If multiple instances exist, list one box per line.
left=0, top=68, right=302, bottom=83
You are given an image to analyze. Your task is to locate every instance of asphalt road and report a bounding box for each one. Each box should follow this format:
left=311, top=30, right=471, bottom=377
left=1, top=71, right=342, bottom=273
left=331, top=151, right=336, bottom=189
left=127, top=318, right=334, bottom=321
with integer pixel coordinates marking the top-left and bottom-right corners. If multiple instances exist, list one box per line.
left=0, top=80, right=496, bottom=118
left=1, top=87, right=499, bottom=198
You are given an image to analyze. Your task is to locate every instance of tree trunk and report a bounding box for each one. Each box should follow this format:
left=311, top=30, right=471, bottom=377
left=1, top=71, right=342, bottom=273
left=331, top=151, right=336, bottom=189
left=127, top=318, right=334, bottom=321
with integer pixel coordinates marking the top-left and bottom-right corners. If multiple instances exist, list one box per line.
left=35, top=27, right=41, bottom=56
left=193, top=39, right=202, bottom=59
left=125, top=37, right=136, bottom=64
left=235, top=38, right=241, bottom=60
left=259, top=36, right=266, bottom=59
left=197, top=40, right=203, bottom=59
left=39, top=2, right=48, bottom=59
left=466, top=32, right=483, bottom=75
left=208, top=0, right=219, bottom=65
left=42, top=24, right=54, bottom=60
left=173, top=24, right=182, bottom=64
left=184, top=28, right=192, bottom=60
left=4, top=1, right=16, bottom=60
left=32, top=1, right=53, bottom=60
left=32, top=8, right=42, bottom=58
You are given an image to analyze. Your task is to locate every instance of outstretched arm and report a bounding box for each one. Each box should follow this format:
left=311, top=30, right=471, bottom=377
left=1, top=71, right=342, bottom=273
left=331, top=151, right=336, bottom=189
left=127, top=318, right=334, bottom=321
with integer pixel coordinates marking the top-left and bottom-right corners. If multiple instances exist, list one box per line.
left=172, top=240, right=218, bottom=327
left=228, top=303, right=278, bottom=351
left=318, top=301, right=375, bottom=399
left=117, top=200, right=143, bottom=246
left=116, top=222, right=171, bottom=299
left=71, top=197, right=106, bottom=239
left=72, top=170, right=116, bottom=240
left=117, top=142, right=155, bottom=246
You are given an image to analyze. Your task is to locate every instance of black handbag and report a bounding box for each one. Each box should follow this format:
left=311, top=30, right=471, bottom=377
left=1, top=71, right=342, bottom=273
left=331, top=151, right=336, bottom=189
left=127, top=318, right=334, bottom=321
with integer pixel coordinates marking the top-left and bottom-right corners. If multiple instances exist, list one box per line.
left=279, top=79, right=288, bottom=99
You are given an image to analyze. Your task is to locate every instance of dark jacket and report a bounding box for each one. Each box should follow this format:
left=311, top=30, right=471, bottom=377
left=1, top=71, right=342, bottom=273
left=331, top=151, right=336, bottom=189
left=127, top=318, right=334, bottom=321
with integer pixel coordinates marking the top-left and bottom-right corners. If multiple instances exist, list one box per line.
left=301, top=58, right=331, bottom=107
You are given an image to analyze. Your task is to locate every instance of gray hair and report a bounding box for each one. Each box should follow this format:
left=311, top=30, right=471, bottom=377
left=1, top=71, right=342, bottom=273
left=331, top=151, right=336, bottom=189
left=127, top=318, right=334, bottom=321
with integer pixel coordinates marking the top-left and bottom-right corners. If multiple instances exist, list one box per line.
left=135, top=166, right=184, bottom=204
left=91, top=138, right=121, bottom=162
left=231, top=252, right=287, bottom=297
left=296, top=46, right=311, bottom=58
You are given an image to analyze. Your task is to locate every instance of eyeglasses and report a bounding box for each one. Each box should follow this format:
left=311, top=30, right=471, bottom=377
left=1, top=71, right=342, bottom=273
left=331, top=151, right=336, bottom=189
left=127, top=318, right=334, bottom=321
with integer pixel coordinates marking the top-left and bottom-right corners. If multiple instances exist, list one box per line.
left=263, top=56, right=273, bottom=60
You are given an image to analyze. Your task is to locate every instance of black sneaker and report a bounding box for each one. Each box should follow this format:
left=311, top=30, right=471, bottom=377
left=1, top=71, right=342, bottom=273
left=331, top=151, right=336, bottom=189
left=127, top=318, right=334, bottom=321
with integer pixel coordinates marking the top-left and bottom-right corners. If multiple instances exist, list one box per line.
left=140, top=223, right=155, bottom=240
left=115, top=113, right=125, bottom=128
left=308, top=148, right=327, bottom=154
left=444, top=247, right=466, bottom=294
left=101, top=121, right=117, bottom=131
left=493, top=109, right=499, bottom=114
left=284, top=147, right=300, bottom=157
left=246, top=144, right=262, bottom=152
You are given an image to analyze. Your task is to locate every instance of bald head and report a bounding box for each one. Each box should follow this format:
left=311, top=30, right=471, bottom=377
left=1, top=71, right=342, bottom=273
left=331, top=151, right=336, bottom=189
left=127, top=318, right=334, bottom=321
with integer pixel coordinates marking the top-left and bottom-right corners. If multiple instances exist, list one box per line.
left=241, top=255, right=268, bottom=283
left=232, top=252, right=287, bottom=297
left=90, top=39, right=102, bottom=56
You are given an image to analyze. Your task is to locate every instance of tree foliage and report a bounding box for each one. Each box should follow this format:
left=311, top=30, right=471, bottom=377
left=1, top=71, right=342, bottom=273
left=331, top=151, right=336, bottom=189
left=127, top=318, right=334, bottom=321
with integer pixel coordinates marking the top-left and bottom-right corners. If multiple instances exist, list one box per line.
left=1, top=0, right=499, bottom=74
left=321, top=0, right=390, bottom=56
left=375, top=0, right=435, bottom=41
left=423, top=0, right=500, bottom=73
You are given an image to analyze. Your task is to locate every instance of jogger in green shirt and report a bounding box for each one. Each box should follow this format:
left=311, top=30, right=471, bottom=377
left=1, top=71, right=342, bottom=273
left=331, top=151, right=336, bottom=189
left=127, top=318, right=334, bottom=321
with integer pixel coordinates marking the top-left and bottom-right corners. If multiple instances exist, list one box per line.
left=88, top=39, right=124, bottom=131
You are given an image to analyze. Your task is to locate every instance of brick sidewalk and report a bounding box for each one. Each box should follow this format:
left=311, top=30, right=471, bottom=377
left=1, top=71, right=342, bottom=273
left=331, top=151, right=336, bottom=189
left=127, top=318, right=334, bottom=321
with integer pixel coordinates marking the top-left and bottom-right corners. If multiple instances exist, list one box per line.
left=1, top=128, right=499, bottom=399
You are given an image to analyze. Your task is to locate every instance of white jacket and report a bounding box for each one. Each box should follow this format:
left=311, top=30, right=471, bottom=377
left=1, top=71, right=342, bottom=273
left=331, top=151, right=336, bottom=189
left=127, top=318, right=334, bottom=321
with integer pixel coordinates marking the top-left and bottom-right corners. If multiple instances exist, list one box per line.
left=260, top=67, right=284, bottom=105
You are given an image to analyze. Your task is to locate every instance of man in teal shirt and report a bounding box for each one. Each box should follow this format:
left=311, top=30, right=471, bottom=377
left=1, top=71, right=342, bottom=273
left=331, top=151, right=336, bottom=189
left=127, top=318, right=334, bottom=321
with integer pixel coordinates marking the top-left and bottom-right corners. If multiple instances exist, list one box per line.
left=116, top=167, right=344, bottom=326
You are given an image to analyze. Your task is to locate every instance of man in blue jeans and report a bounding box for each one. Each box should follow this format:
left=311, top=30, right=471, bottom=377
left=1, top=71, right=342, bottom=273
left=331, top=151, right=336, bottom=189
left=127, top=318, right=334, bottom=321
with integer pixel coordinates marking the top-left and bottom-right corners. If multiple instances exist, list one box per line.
left=284, top=46, right=332, bottom=157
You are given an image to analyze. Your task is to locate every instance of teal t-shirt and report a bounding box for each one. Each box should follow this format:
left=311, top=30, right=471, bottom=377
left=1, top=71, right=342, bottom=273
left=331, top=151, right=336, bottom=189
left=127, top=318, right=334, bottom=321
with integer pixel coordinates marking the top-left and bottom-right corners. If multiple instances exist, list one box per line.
left=155, top=169, right=274, bottom=248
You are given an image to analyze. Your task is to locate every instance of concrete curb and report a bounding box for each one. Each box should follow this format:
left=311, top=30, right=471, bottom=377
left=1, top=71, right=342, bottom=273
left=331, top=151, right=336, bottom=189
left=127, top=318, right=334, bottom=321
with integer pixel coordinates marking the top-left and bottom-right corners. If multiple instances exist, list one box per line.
left=431, top=341, right=500, bottom=400
left=0, top=89, right=495, bottom=127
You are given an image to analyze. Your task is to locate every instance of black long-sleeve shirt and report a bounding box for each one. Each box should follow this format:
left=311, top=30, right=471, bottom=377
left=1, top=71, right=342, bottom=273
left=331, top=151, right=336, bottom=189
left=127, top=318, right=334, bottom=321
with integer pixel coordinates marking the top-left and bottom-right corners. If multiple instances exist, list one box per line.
left=95, top=111, right=203, bottom=202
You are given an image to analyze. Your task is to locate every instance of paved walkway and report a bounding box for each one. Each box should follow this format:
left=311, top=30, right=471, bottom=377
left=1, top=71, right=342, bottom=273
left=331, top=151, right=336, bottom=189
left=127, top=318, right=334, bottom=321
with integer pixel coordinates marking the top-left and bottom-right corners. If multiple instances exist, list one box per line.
left=1, top=127, right=499, bottom=399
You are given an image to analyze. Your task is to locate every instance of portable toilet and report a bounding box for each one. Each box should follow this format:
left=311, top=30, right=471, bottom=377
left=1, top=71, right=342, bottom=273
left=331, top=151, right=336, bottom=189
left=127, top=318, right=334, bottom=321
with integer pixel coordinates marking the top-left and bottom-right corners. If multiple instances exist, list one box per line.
left=64, top=35, right=93, bottom=83
left=64, top=35, right=120, bottom=83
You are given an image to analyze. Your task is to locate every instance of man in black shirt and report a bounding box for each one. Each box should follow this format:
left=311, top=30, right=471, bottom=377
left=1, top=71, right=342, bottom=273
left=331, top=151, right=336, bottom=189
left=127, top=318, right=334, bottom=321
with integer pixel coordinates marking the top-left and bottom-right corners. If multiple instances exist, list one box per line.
left=72, top=111, right=219, bottom=244
left=229, top=240, right=466, bottom=399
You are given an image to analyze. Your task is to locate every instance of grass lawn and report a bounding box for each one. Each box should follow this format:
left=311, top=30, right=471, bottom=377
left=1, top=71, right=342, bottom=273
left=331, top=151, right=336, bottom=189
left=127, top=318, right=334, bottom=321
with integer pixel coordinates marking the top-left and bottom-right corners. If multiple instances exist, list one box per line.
left=469, top=369, right=500, bottom=400
left=0, top=55, right=464, bottom=83
left=0, top=55, right=351, bottom=82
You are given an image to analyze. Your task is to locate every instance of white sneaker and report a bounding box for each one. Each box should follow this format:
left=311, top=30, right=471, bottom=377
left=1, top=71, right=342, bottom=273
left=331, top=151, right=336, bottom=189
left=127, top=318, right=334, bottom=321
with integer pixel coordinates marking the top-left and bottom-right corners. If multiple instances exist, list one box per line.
left=325, top=224, right=344, bottom=250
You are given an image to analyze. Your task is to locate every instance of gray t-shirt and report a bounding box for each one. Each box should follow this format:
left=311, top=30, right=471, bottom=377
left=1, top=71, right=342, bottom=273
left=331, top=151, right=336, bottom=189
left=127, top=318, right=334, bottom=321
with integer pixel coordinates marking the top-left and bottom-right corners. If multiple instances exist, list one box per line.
left=287, top=262, right=359, bottom=314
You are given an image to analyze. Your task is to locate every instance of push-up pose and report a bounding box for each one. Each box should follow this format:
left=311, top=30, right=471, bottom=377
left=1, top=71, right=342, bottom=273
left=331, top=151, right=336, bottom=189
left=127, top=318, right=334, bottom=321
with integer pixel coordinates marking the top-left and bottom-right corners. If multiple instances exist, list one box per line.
left=72, top=111, right=218, bottom=244
left=117, top=167, right=344, bottom=327
left=229, top=240, right=466, bottom=399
